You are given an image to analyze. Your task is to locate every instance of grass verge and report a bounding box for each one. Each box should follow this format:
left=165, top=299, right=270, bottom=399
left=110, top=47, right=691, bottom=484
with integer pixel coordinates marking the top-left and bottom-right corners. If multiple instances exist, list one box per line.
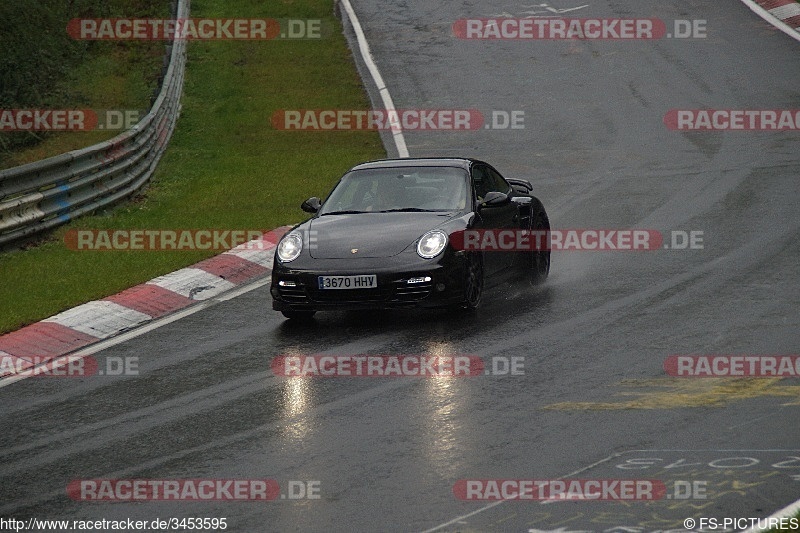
left=0, top=0, right=385, bottom=334
left=0, top=0, right=168, bottom=167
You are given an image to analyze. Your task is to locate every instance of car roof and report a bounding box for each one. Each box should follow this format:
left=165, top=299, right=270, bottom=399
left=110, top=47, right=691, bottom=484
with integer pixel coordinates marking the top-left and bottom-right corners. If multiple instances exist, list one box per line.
left=348, top=157, right=486, bottom=172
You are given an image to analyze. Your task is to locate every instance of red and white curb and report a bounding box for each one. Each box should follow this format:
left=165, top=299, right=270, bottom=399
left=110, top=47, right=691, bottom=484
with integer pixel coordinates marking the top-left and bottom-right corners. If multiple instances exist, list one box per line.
left=757, top=0, right=800, bottom=28
left=743, top=0, right=800, bottom=41
left=0, top=226, right=291, bottom=378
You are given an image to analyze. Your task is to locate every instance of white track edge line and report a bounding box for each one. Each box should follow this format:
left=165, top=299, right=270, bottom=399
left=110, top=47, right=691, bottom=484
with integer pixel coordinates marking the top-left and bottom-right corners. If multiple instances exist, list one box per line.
left=739, top=0, right=800, bottom=42
left=338, top=0, right=410, bottom=158
left=742, top=498, right=800, bottom=532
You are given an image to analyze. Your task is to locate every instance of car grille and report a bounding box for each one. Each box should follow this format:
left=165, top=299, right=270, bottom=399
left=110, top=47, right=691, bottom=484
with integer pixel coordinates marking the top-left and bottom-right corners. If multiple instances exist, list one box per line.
left=310, top=286, right=391, bottom=303
left=277, top=284, right=310, bottom=304
left=391, top=279, right=433, bottom=302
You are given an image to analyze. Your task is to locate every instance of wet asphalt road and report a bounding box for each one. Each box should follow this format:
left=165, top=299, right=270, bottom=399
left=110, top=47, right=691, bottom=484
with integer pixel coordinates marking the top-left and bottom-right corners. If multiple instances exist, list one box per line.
left=2, top=0, right=800, bottom=531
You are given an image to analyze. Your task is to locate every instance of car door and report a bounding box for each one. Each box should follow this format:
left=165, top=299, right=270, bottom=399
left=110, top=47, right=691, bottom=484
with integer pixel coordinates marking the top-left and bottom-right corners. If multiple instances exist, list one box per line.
left=470, top=163, right=517, bottom=275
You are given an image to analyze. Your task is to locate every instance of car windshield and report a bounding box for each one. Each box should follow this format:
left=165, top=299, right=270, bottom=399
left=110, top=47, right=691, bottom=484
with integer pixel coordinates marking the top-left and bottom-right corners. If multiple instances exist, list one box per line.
left=318, top=166, right=469, bottom=215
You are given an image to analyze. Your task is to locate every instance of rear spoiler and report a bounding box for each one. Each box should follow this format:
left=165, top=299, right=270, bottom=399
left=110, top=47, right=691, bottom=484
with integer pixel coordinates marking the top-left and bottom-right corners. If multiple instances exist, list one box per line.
left=506, top=178, right=533, bottom=194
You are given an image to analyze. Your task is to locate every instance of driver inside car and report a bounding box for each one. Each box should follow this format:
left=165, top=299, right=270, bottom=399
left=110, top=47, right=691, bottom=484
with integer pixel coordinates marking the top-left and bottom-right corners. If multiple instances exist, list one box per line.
left=365, top=176, right=406, bottom=211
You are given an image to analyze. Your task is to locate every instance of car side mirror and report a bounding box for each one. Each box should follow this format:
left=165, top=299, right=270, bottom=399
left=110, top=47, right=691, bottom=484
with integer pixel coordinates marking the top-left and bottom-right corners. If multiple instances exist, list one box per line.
left=301, top=197, right=322, bottom=213
left=506, top=178, right=533, bottom=194
left=479, top=191, right=511, bottom=209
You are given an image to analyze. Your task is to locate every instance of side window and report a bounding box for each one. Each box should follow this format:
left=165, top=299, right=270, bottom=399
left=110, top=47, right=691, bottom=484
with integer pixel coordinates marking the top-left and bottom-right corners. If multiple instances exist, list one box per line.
left=486, top=167, right=511, bottom=194
left=472, top=165, right=490, bottom=200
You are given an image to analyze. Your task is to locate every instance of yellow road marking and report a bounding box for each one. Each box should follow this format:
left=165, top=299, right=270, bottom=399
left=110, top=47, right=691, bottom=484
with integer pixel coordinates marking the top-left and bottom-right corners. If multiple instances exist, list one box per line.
left=543, top=378, right=800, bottom=410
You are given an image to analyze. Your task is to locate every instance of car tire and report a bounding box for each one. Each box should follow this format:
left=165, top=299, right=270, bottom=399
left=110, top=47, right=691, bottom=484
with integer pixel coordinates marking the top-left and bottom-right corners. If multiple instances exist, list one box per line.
left=462, top=252, right=484, bottom=310
left=281, top=309, right=317, bottom=320
left=528, top=211, right=550, bottom=285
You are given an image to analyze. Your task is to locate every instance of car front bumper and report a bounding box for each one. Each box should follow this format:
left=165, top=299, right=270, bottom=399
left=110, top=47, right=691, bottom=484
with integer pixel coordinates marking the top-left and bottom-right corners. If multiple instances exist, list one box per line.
left=270, top=252, right=469, bottom=312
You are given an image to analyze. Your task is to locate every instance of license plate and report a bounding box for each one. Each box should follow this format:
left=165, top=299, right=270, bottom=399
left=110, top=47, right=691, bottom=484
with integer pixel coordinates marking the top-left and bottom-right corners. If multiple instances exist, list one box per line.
left=318, top=275, right=377, bottom=290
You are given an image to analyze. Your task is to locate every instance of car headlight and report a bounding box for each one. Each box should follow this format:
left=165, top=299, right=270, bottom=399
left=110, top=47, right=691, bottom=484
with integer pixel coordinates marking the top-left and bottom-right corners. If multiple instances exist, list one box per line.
left=277, top=233, right=303, bottom=262
left=417, top=230, right=448, bottom=259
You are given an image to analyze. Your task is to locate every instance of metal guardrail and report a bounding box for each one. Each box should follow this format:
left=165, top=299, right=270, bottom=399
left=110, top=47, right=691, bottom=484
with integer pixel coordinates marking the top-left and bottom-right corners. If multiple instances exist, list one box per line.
left=0, top=0, right=189, bottom=247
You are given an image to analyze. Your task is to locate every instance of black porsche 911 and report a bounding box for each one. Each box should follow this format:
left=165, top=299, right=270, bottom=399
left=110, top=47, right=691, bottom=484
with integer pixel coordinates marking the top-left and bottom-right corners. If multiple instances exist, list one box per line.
left=270, top=157, right=550, bottom=319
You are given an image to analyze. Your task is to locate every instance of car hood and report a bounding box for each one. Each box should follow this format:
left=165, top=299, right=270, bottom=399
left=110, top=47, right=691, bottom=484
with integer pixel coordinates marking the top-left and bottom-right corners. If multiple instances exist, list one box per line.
left=308, top=212, right=458, bottom=259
